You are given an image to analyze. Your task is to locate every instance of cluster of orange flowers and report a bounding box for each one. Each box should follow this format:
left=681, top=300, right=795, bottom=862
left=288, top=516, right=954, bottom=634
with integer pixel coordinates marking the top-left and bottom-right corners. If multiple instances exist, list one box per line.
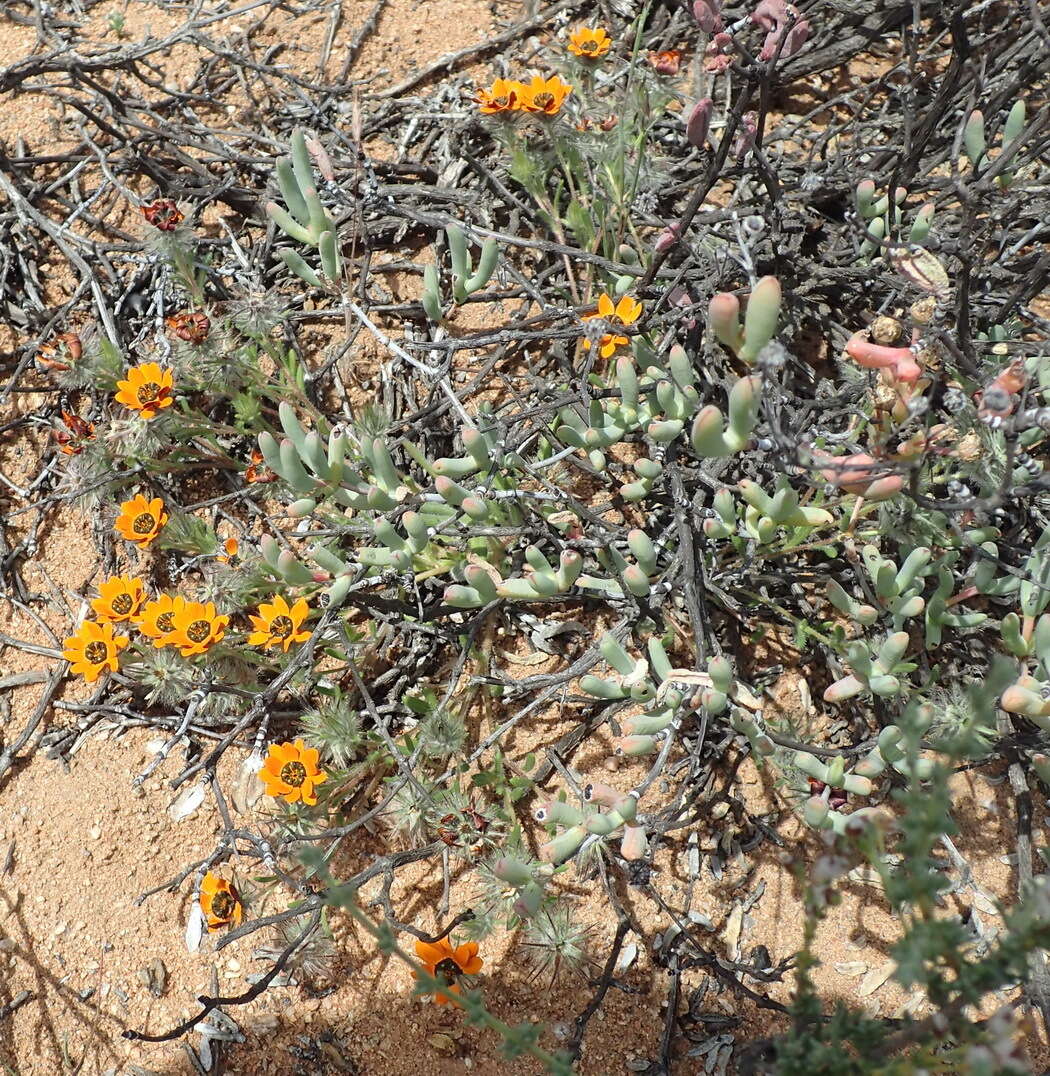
left=475, top=27, right=613, bottom=116
left=38, top=349, right=186, bottom=454
left=198, top=737, right=328, bottom=931
left=477, top=74, right=574, bottom=117
left=63, top=574, right=229, bottom=679
left=62, top=561, right=313, bottom=681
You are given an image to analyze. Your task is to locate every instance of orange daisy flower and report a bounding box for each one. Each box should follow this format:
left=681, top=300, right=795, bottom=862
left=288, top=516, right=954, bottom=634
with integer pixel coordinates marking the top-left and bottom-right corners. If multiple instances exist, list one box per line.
left=247, top=595, right=311, bottom=653
left=136, top=594, right=183, bottom=648
left=114, top=362, right=175, bottom=419
left=582, top=293, right=643, bottom=358
left=476, top=78, right=522, bottom=115
left=413, top=936, right=484, bottom=1005
left=114, top=494, right=168, bottom=549
left=91, top=575, right=147, bottom=623
left=169, top=599, right=229, bottom=657
left=568, top=27, right=612, bottom=58
left=62, top=620, right=129, bottom=682
left=518, top=75, right=573, bottom=116
left=259, top=739, right=327, bottom=805
left=199, top=872, right=243, bottom=932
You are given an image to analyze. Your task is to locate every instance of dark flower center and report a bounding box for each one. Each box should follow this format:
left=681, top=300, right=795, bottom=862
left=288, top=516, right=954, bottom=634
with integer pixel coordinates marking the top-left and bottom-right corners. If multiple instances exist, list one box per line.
left=111, top=594, right=134, bottom=615
left=137, top=382, right=162, bottom=405
left=132, top=512, right=156, bottom=535
left=580, top=40, right=599, bottom=53
left=186, top=619, right=212, bottom=643
left=533, top=92, right=555, bottom=110
left=270, top=615, right=294, bottom=638
left=434, top=957, right=462, bottom=984
left=210, top=891, right=235, bottom=919
left=84, top=641, right=108, bottom=665
left=156, top=611, right=175, bottom=633
left=279, top=760, right=307, bottom=787
left=492, top=95, right=510, bottom=108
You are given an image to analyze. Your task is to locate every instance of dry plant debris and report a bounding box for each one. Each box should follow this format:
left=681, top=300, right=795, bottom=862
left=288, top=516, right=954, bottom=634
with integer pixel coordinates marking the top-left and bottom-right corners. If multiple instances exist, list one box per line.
left=1, top=0, right=1050, bottom=1073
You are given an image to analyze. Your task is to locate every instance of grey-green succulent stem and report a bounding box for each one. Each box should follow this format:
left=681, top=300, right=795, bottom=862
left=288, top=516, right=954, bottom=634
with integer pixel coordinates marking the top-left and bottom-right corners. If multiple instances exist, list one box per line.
left=319, top=230, right=341, bottom=281
left=270, top=205, right=314, bottom=245
left=276, top=156, right=309, bottom=225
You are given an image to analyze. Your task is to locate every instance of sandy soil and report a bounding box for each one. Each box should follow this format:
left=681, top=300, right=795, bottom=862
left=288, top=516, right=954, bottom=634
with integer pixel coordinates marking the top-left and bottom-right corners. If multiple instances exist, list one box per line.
left=2, top=2, right=1049, bottom=1074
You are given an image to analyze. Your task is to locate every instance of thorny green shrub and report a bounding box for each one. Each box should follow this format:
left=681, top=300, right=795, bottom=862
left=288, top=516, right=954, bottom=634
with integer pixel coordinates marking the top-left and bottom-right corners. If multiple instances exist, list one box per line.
left=7, top=0, right=1050, bottom=1072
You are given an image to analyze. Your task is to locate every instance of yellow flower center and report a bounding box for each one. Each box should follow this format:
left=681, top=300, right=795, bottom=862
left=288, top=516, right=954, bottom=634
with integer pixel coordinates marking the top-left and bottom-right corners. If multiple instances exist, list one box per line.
left=156, top=611, right=175, bottom=633
left=210, top=891, right=235, bottom=919
left=533, top=92, right=555, bottom=110
left=84, top=641, right=108, bottom=665
left=132, top=512, right=157, bottom=535
left=111, top=593, right=134, bottom=615
left=279, top=760, right=307, bottom=787
left=434, top=957, right=462, bottom=984
left=270, top=615, right=294, bottom=638
left=186, top=619, right=212, bottom=643
left=137, top=382, right=162, bottom=405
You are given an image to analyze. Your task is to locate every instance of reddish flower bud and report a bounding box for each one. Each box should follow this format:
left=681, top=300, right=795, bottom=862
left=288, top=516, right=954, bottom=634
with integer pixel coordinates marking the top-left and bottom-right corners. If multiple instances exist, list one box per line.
left=734, top=111, right=758, bottom=158
left=845, top=332, right=921, bottom=384
left=654, top=223, right=681, bottom=254
left=704, top=31, right=734, bottom=73
left=686, top=97, right=713, bottom=149
left=692, top=0, right=723, bottom=32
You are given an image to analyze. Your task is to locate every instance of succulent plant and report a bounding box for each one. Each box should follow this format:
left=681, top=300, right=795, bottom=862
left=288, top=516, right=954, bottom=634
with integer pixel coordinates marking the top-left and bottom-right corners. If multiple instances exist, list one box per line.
left=267, top=129, right=341, bottom=287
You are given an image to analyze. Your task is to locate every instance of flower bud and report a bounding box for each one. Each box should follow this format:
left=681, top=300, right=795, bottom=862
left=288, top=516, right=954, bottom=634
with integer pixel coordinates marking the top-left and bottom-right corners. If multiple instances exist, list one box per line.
left=692, top=0, right=723, bottom=32
left=654, top=223, right=681, bottom=254
left=686, top=97, right=713, bottom=149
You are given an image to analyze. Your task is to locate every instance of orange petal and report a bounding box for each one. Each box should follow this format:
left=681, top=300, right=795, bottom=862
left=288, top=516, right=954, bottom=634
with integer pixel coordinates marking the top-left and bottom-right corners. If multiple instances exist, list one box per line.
left=269, top=742, right=297, bottom=763
left=415, top=940, right=447, bottom=966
